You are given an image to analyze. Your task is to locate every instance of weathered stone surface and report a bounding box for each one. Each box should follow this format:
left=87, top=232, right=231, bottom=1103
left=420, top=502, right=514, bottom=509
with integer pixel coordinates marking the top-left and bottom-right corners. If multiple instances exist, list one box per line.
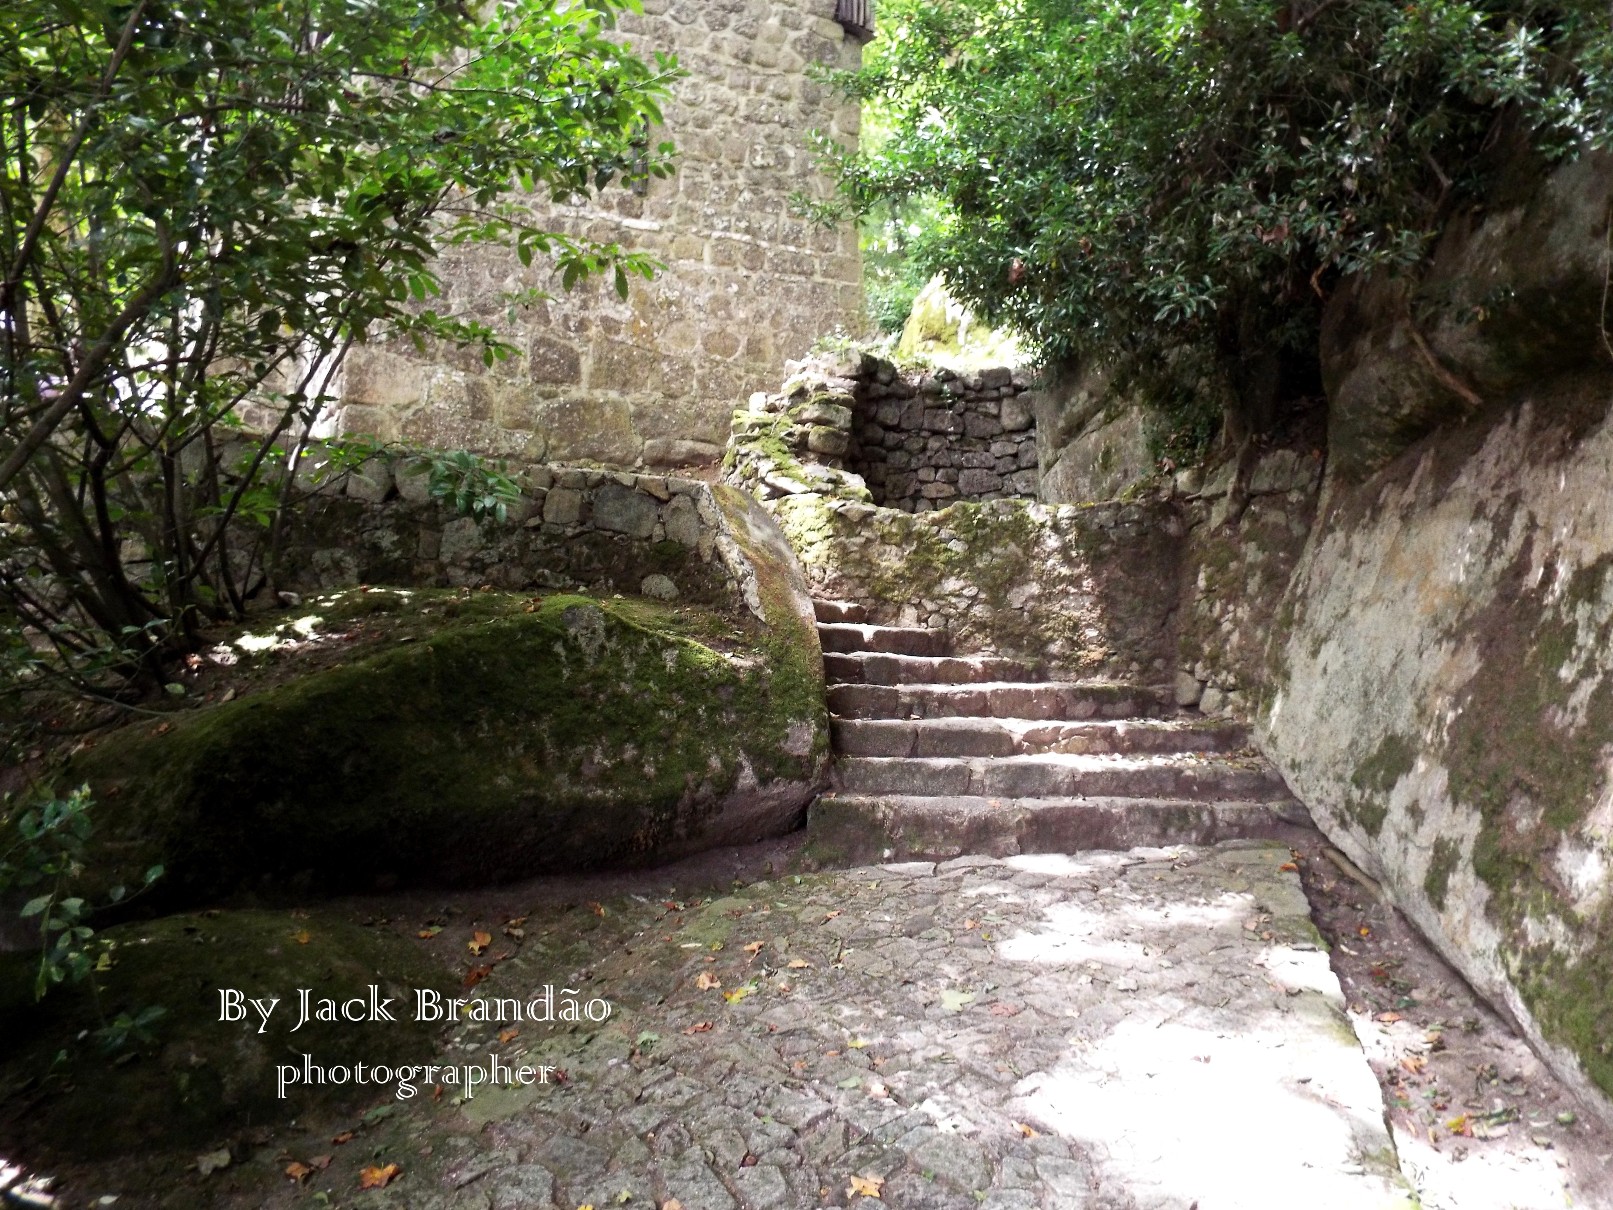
left=591, top=484, right=659, bottom=538
left=1262, top=397, right=1613, bottom=1120
left=335, top=1, right=867, bottom=471
left=1321, top=151, right=1613, bottom=478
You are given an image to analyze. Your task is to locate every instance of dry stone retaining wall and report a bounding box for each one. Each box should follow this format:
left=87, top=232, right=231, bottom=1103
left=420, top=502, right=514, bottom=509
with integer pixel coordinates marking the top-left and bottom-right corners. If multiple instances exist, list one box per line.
left=279, top=457, right=785, bottom=624
left=332, top=0, right=867, bottom=472
left=723, top=351, right=1038, bottom=511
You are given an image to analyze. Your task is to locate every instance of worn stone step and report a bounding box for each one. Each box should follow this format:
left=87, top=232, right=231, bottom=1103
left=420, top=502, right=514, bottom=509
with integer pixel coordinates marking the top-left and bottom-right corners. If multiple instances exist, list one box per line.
left=832, top=715, right=1251, bottom=759
left=827, top=680, right=1172, bottom=721
left=816, top=622, right=950, bottom=658
left=835, top=754, right=1292, bottom=801
left=805, top=794, right=1313, bottom=865
left=823, top=651, right=1034, bottom=686
left=812, top=598, right=868, bottom=624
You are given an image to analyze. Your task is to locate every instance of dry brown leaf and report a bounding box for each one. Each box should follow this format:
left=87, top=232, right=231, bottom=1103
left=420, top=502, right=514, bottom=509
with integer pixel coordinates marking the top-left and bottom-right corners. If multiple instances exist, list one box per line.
left=359, top=1163, right=400, bottom=1189
left=848, top=1174, right=884, bottom=1199
left=417, top=926, right=442, bottom=939
left=963, top=918, right=980, bottom=930
left=823, top=910, right=842, bottom=922
left=1013, top=1121, right=1039, bottom=1138
left=787, top=958, right=811, bottom=969
left=285, top=1162, right=312, bottom=1183
left=684, top=1021, right=714, bottom=1034
left=464, top=964, right=494, bottom=988
left=1400, top=1055, right=1427, bottom=1076
left=1375, top=1011, right=1404, bottom=1023
left=590, top=902, right=607, bottom=917
left=989, top=1002, right=1022, bottom=1017
left=498, top=1027, right=520, bottom=1045
left=661, top=1201, right=684, bottom=1210
left=743, top=941, right=764, bottom=956
left=695, top=972, right=722, bottom=991
left=292, top=930, right=311, bottom=945
left=468, top=930, right=492, bottom=956
left=332, top=1131, right=354, bottom=1146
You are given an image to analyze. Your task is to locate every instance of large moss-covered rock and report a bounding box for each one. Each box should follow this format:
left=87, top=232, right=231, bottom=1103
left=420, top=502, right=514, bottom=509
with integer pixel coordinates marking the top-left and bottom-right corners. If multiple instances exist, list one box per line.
left=1261, top=393, right=1613, bottom=1120
left=0, top=909, right=453, bottom=1159
left=71, top=586, right=826, bottom=909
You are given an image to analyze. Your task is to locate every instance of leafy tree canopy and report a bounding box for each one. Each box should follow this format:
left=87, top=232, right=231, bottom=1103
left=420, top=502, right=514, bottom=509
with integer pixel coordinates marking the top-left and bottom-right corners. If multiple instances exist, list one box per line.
left=824, top=0, right=1613, bottom=445
left=0, top=0, right=676, bottom=691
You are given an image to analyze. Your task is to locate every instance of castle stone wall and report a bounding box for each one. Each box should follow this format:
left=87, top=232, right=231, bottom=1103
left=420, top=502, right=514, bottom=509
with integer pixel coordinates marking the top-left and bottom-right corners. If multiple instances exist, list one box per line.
left=333, top=0, right=867, bottom=471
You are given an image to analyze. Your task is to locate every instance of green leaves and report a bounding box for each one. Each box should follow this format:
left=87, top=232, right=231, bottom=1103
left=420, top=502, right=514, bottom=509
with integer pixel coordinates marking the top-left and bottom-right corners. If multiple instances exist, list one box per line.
left=834, top=0, right=1613, bottom=446
left=0, top=0, right=679, bottom=686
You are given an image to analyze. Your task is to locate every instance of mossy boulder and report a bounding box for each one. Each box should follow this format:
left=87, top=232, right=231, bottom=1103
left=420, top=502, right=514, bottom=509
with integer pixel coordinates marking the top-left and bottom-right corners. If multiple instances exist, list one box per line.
left=0, top=909, right=453, bottom=1159
left=68, top=588, right=826, bottom=910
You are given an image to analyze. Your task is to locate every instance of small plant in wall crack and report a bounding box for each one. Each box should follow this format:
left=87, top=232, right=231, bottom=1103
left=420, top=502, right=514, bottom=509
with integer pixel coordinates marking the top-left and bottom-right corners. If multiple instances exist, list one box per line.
left=408, top=450, right=524, bottom=524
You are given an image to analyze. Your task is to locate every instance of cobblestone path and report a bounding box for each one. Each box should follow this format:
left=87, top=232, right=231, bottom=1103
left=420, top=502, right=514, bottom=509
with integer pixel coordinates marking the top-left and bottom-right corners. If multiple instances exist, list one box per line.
left=257, top=843, right=1411, bottom=1210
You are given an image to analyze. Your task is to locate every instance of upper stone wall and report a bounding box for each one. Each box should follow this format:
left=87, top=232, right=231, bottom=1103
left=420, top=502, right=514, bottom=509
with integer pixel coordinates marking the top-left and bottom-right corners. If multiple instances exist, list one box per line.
left=333, top=0, right=867, bottom=472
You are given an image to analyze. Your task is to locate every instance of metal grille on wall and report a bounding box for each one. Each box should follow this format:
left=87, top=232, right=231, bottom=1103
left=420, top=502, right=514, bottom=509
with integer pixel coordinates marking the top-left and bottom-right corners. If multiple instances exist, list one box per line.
left=834, top=0, right=874, bottom=41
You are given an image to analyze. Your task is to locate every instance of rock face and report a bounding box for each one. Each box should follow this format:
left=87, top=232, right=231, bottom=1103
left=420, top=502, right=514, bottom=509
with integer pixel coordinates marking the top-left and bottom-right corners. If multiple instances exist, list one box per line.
left=1031, top=361, right=1157, bottom=504
left=1261, top=396, right=1613, bottom=1115
left=75, top=489, right=829, bottom=908
left=1322, top=150, right=1613, bottom=479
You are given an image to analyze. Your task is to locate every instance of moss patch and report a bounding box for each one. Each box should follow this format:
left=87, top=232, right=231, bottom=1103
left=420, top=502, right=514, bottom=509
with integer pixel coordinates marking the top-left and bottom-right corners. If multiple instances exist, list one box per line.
left=68, top=591, right=824, bottom=909
left=1424, top=837, right=1462, bottom=911
left=1442, top=550, right=1613, bottom=1096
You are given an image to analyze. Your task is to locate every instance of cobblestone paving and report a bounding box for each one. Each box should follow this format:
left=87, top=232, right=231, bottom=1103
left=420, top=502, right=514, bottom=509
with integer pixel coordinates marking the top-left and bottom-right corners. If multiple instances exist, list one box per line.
left=243, top=841, right=1411, bottom=1210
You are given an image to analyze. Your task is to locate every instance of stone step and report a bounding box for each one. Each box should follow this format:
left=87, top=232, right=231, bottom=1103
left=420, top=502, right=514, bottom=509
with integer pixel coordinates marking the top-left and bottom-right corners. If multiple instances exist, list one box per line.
left=835, top=754, right=1293, bottom=801
left=823, top=651, right=1034, bottom=686
left=816, top=622, right=950, bottom=658
left=805, top=794, right=1312, bottom=865
left=832, top=715, right=1251, bottom=759
left=812, top=598, right=868, bottom=624
left=827, top=680, right=1172, bottom=721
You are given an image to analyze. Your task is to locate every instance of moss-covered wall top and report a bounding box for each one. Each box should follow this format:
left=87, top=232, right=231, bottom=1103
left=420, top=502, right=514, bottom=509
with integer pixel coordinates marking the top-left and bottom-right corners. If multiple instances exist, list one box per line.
left=1260, top=393, right=1613, bottom=1119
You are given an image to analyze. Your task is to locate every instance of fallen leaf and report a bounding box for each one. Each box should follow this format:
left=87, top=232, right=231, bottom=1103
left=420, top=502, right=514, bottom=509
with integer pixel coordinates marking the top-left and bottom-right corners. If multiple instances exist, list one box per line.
left=1446, top=1114, right=1472, bottom=1136
left=590, top=902, right=607, bottom=917
left=1013, top=1121, right=1039, bottom=1138
left=695, top=972, right=722, bottom=991
left=847, top=1038, right=868, bottom=1049
left=196, top=1148, right=232, bottom=1176
left=823, top=910, right=842, bottom=922
left=332, top=1131, right=354, bottom=1145
left=848, top=1174, right=884, bottom=1199
left=417, top=926, right=442, bottom=939
left=464, top=964, right=494, bottom=988
left=989, top=1002, right=1022, bottom=1017
left=292, top=929, right=311, bottom=945
left=787, top=958, right=811, bottom=969
left=940, top=989, right=976, bottom=1012
left=1400, top=1055, right=1427, bottom=1076
left=1279, top=862, right=1298, bottom=872
left=360, top=1163, right=400, bottom=1189
left=662, top=1202, right=684, bottom=1210
left=743, top=940, right=764, bottom=955
left=504, top=926, right=526, bottom=941
left=1359, top=926, right=1372, bottom=938
left=963, top=918, right=980, bottom=930
left=1375, top=1011, right=1404, bottom=1023
left=684, top=1021, right=714, bottom=1034
left=468, top=931, right=492, bottom=956
left=498, top=1027, right=520, bottom=1045
left=310, top=1155, right=333, bottom=1171
left=722, top=985, right=754, bottom=1004
left=286, top=1162, right=312, bottom=1183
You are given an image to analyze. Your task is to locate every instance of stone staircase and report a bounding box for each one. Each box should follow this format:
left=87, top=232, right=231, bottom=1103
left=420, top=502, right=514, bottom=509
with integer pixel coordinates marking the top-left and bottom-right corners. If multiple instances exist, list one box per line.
left=806, top=598, right=1309, bottom=864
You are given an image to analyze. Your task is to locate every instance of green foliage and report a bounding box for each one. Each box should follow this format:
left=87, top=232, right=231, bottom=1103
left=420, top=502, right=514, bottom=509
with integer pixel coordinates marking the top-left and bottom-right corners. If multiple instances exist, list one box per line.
left=409, top=449, right=524, bottom=523
left=1, top=783, right=162, bottom=999
left=824, top=0, right=1613, bottom=438
left=0, top=0, right=677, bottom=691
